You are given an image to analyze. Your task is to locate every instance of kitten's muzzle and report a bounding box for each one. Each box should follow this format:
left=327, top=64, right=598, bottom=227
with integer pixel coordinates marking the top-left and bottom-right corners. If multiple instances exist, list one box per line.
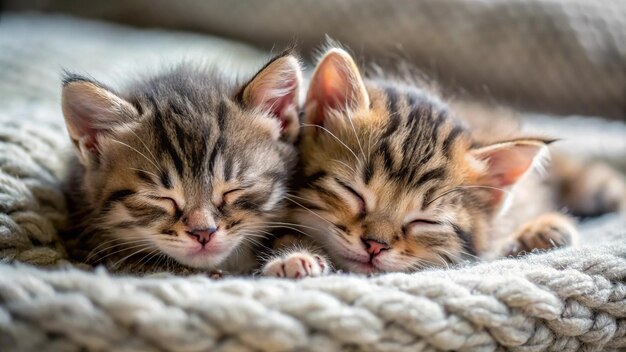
left=186, top=227, right=218, bottom=246
left=361, top=237, right=390, bottom=257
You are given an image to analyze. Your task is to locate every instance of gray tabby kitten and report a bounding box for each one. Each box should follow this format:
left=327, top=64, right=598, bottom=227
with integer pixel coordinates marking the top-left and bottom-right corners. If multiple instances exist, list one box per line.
left=61, top=51, right=302, bottom=274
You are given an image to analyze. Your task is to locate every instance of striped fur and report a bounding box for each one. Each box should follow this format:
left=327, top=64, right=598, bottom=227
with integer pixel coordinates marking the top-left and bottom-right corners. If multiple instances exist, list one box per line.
left=270, top=47, right=578, bottom=276
left=62, top=53, right=301, bottom=274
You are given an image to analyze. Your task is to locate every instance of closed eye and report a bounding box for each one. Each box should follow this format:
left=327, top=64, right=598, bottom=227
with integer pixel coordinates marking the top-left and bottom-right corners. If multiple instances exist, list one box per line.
left=335, top=178, right=366, bottom=215
left=408, top=219, right=441, bottom=226
left=222, top=188, right=245, bottom=205
left=151, top=196, right=179, bottom=212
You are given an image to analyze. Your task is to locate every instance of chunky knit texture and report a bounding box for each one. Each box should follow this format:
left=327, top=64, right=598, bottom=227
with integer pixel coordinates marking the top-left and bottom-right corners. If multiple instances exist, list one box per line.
left=1, top=245, right=625, bottom=351
left=0, top=14, right=625, bottom=352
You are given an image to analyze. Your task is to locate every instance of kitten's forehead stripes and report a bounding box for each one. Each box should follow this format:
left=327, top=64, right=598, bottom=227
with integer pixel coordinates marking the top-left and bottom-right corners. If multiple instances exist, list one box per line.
left=144, top=92, right=288, bottom=214
left=381, top=87, right=400, bottom=140
left=373, top=85, right=468, bottom=190
left=223, top=155, right=234, bottom=181
left=146, top=94, right=227, bottom=181
left=363, top=160, right=374, bottom=185
left=160, top=171, right=173, bottom=189
left=151, top=105, right=186, bottom=177
left=136, top=170, right=156, bottom=185
left=208, top=136, right=224, bottom=175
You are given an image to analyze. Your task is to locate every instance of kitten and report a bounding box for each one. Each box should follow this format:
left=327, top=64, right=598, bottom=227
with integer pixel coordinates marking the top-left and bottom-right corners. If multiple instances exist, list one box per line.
left=61, top=51, right=302, bottom=274
left=262, top=47, right=626, bottom=278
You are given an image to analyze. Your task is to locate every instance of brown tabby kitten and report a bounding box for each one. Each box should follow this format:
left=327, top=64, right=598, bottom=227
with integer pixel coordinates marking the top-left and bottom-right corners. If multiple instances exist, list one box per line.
left=262, top=47, right=626, bottom=278
left=61, top=51, right=302, bottom=274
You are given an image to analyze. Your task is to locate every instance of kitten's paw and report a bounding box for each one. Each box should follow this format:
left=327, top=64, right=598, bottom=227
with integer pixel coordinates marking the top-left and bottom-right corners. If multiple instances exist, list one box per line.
left=562, top=162, right=626, bottom=217
left=507, top=213, right=579, bottom=256
left=262, top=252, right=330, bottom=279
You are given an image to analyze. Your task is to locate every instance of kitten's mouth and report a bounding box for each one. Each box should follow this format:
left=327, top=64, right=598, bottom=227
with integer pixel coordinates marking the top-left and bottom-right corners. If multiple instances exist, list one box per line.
left=344, top=257, right=380, bottom=274
left=189, top=243, right=224, bottom=256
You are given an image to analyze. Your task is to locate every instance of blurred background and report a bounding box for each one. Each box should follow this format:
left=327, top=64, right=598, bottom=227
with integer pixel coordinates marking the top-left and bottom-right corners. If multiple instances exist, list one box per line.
left=4, top=0, right=625, bottom=119
left=1, top=0, right=625, bottom=166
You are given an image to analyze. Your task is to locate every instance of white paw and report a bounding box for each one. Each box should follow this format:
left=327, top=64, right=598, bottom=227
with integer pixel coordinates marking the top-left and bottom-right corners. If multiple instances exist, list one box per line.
left=262, top=252, right=330, bottom=279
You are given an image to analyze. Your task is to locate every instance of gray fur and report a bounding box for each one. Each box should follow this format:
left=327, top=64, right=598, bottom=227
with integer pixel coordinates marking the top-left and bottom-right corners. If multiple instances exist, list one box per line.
left=62, top=60, right=299, bottom=274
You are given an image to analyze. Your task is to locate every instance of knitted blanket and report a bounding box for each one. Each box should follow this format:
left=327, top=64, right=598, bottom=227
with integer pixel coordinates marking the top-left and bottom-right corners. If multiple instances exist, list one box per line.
left=1, top=14, right=625, bottom=351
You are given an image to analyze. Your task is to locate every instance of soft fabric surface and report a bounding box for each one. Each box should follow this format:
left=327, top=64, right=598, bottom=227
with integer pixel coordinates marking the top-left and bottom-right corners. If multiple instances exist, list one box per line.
left=6, top=0, right=626, bottom=119
left=2, top=245, right=626, bottom=351
left=1, top=14, right=626, bottom=351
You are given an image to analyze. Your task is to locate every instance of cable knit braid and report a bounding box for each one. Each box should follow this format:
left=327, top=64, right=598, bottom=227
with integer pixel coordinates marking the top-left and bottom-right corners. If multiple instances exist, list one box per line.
left=0, top=120, right=69, bottom=267
left=1, top=13, right=626, bottom=352
left=0, top=246, right=625, bottom=352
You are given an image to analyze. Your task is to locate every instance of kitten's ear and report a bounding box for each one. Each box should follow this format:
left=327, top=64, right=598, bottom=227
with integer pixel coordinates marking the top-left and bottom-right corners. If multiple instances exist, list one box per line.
left=468, top=139, right=550, bottom=207
left=237, top=52, right=302, bottom=142
left=305, top=48, right=369, bottom=127
left=62, top=74, right=137, bottom=163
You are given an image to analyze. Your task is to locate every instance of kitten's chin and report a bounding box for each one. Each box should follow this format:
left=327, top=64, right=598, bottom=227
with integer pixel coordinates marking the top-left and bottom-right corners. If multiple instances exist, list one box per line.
left=160, top=244, right=236, bottom=269
left=335, top=253, right=410, bottom=274
left=173, top=250, right=232, bottom=269
left=340, top=258, right=379, bottom=275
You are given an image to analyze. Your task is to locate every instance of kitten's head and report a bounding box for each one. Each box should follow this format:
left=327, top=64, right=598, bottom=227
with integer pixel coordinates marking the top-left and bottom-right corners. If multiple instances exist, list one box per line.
left=296, top=48, right=547, bottom=274
left=62, top=52, right=302, bottom=269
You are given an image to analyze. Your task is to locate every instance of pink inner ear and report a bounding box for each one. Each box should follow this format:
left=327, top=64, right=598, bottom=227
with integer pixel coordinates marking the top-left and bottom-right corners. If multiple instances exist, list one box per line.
left=482, top=144, right=541, bottom=188
left=305, top=49, right=369, bottom=127
left=269, top=85, right=297, bottom=130
left=83, top=137, right=98, bottom=153
left=319, top=69, right=349, bottom=110
left=67, top=110, right=100, bottom=154
left=253, top=76, right=297, bottom=131
left=309, top=76, right=347, bottom=126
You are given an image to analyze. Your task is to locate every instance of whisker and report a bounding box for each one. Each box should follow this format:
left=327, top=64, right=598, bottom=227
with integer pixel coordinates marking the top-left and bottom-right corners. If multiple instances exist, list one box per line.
left=255, top=221, right=318, bottom=230
left=284, top=193, right=316, bottom=203
left=425, top=187, right=461, bottom=207
left=86, top=238, right=154, bottom=262
left=427, top=184, right=512, bottom=207
left=128, top=167, right=160, bottom=180
left=455, top=248, right=481, bottom=261
left=436, top=254, right=450, bottom=269
left=301, top=124, right=360, bottom=163
left=242, top=236, right=264, bottom=248
left=456, top=185, right=511, bottom=194
left=135, top=248, right=162, bottom=269
left=111, top=246, right=157, bottom=270
left=344, top=111, right=367, bottom=164
left=331, top=159, right=356, bottom=174
left=255, top=225, right=311, bottom=237
left=123, top=125, right=162, bottom=172
left=152, top=252, right=167, bottom=271
left=110, top=138, right=162, bottom=172
left=284, top=196, right=335, bottom=227
left=243, top=224, right=312, bottom=238
left=94, top=242, right=153, bottom=263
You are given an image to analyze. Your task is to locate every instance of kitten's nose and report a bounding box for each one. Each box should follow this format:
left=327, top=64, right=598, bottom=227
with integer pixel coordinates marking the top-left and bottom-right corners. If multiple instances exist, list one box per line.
left=187, top=227, right=218, bottom=246
left=184, top=208, right=216, bottom=231
left=362, top=237, right=390, bottom=256
left=184, top=208, right=218, bottom=245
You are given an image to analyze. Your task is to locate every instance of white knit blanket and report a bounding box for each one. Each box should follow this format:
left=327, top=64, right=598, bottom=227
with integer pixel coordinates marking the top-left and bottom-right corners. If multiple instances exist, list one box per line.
left=1, top=14, right=625, bottom=352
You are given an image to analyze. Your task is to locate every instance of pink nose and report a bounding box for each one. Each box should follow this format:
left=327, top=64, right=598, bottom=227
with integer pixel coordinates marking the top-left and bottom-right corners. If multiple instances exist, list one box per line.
left=184, top=209, right=215, bottom=229
left=362, top=238, right=390, bottom=256
left=183, top=208, right=218, bottom=245
left=187, top=227, right=218, bottom=245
